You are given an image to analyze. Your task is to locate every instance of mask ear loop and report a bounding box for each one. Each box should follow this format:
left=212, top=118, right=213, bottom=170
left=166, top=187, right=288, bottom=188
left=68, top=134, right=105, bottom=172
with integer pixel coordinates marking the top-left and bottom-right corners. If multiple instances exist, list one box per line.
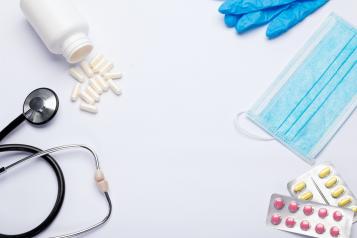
left=234, top=111, right=275, bottom=141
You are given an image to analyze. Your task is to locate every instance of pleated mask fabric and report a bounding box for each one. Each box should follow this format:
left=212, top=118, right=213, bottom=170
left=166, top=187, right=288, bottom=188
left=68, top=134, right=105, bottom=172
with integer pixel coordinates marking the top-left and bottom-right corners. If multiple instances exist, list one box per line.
left=247, top=14, right=357, bottom=163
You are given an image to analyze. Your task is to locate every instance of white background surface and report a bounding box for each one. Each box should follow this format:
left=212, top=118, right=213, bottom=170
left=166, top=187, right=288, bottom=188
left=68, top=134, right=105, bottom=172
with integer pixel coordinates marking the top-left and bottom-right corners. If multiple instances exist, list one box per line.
left=0, top=0, right=357, bottom=237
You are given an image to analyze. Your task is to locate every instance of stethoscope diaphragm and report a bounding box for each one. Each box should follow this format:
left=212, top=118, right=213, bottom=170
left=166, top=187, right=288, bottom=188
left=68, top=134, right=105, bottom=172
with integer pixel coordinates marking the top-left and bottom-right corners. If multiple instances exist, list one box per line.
left=23, top=88, right=59, bottom=125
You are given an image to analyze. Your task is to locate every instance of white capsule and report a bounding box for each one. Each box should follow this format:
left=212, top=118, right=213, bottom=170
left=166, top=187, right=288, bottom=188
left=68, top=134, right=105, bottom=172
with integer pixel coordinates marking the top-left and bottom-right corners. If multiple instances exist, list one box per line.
left=80, top=61, right=94, bottom=78
left=69, top=68, right=85, bottom=83
left=104, top=72, right=122, bottom=80
left=89, top=78, right=103, bottom=95
left=71, top=83, right=81, bottom=102
left=90, top=54, right=104, bottom=68
left=96, top=75, right=109, bottom=91
left=80, top=102, right=98, bottom=114
left=86, top=86, right=100, bottom=102
left=108, top=79, right=122, bottom=95
left=99, top=62, right=114, bottom=75
left=93, top=58, right=107, bottom=73
left=79, top=91, right=95, bottom=105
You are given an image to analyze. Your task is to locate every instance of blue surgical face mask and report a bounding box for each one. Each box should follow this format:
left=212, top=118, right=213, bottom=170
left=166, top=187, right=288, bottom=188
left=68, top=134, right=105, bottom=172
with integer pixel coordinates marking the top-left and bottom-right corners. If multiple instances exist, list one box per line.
left=246, top=14, right=357, bottom=164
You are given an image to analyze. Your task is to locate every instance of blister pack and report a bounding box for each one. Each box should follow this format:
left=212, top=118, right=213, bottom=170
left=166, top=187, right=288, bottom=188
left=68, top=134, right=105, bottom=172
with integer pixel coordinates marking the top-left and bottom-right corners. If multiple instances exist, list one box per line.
left=287, top=163, right=357, bottom=222
left=266, top=194, right=354, bottom=238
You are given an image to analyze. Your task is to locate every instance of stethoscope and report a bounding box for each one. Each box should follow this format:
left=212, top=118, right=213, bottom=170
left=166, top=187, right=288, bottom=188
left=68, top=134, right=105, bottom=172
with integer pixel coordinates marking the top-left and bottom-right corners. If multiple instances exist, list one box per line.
left=0, top=88, right=112, bottom=238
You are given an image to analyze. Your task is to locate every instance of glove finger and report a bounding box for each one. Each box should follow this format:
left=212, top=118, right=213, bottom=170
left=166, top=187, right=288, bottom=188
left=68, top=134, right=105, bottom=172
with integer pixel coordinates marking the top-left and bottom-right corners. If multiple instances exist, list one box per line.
left=235, top=5, right=289, bottom=33
left=225, top=14, right=241, bottom=27
left=219, top=0, right=297, bottom=15
left=266, top=0, right=329, bottom=39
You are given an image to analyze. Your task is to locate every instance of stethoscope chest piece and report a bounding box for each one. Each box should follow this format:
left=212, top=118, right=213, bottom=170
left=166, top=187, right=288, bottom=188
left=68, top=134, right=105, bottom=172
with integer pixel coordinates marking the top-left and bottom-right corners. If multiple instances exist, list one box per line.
left=0, top=88, right=60, bottom=142
left=23, top=88, right=59, bottom=125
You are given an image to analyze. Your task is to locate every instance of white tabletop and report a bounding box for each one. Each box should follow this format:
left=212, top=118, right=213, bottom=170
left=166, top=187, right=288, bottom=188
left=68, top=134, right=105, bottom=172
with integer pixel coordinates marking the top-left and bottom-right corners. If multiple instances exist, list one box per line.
left=0, top=0, right=357, bottom=237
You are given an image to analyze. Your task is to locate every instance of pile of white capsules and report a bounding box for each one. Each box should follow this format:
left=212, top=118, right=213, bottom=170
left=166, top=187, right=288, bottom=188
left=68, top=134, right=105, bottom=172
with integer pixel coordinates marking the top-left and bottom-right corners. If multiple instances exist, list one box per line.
left=69, top=54, right=122, bottom=114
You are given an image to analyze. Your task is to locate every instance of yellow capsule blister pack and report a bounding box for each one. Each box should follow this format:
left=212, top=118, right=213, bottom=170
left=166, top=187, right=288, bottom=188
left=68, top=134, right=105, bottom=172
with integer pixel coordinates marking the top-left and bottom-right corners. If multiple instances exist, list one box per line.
left=287, top=163, right=357, bottom=223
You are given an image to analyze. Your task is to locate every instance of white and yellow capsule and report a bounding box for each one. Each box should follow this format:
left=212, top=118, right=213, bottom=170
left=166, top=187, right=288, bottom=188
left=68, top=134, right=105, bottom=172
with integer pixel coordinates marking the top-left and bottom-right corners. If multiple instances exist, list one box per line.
left=319, top=167, right=331, bottom=178
left=325, top=176, right=338, bottom=188
left=299, top=191, right=313, bottom=201
left=338, top=197, right=352, bottom=207
left=332, top=186, right=345, bottom=198
left=293, top=182, right=306, bottom=193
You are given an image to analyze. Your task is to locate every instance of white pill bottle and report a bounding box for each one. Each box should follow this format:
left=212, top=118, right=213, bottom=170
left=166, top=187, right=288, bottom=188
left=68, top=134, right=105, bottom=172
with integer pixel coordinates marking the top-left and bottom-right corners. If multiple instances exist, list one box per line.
left=20, top=0, right=93, bottom=64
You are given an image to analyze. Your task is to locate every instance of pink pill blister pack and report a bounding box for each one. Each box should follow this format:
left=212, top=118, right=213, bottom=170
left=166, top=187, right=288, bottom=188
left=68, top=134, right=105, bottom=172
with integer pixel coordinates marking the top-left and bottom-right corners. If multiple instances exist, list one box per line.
left=266, top=194, right=354, bottom=238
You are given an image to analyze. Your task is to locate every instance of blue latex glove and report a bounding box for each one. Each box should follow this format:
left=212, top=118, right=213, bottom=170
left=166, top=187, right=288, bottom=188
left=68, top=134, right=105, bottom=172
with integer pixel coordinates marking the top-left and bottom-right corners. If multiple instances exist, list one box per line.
left=235, top=5, right=290, bottom=33
left=219, top=0, right=296, bottom=15
left=219, top=0, right=329, bottom=38
left=266, top=0, right=328, bottom=38
left=224, top=14, right=241, bottom=27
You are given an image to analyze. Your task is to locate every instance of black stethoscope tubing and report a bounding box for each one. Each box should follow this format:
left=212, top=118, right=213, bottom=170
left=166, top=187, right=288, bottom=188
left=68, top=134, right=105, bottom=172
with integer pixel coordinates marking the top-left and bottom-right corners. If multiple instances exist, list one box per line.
left=0, top=144, right=65, bottom=238
left=0, top=88, right=65, bottom=238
